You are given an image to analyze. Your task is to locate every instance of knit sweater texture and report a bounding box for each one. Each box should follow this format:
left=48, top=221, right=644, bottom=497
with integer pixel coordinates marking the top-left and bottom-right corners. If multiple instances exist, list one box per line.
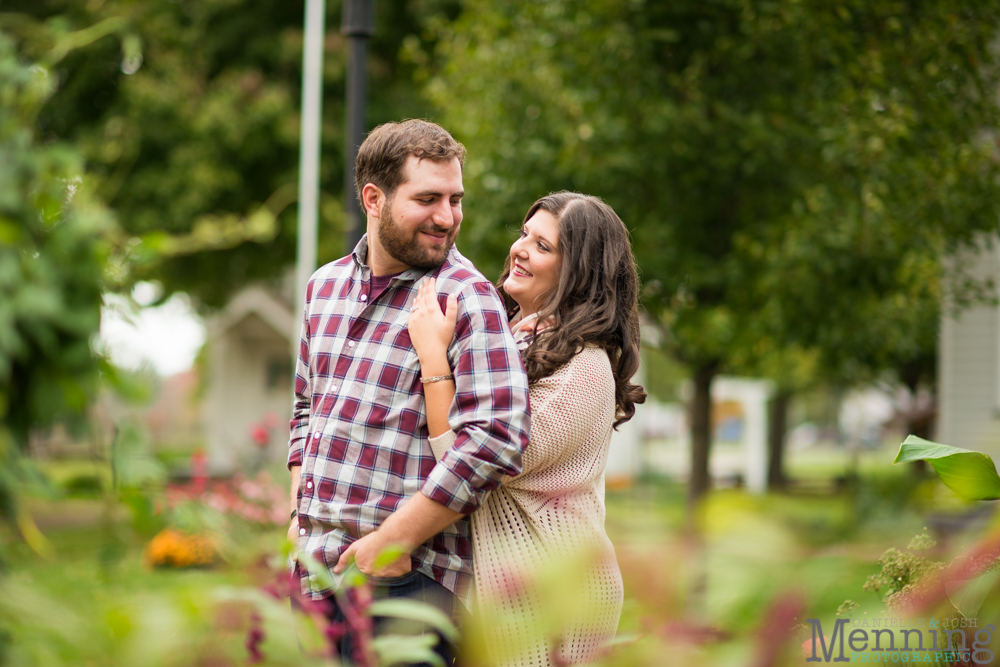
left=429, top=340, right=624, bottom=666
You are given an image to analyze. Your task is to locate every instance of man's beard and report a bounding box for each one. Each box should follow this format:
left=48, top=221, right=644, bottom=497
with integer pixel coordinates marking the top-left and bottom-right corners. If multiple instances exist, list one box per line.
left=377, top=200, right=456, bottom=270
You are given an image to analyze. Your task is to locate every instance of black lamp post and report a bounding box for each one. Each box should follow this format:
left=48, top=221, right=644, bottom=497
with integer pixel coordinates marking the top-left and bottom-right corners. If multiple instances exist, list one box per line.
left=342, top=0, right=375, bottom=252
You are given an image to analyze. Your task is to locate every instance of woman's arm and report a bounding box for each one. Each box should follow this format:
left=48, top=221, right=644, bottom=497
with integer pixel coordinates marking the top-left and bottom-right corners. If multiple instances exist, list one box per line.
left=408, top=278, right=459, bottom=438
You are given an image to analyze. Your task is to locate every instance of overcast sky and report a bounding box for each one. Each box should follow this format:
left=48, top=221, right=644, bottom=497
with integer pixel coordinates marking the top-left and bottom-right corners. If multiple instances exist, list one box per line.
left=98, top=285, right=205, bottom=377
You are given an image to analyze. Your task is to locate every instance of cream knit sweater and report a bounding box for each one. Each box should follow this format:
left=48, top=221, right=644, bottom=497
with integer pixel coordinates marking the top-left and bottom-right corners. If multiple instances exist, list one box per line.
left=429, top=341, right=623, bottom=667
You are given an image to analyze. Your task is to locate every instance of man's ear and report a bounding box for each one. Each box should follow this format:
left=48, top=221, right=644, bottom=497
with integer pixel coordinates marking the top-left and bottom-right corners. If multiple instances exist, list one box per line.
left=361, top=183, right=384, bottom=218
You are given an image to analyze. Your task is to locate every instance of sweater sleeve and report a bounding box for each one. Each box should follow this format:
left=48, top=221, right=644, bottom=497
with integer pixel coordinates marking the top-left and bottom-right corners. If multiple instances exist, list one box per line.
left=428, top=430, right=458, bottom=463
left=504, top=347, right=615, bottom=490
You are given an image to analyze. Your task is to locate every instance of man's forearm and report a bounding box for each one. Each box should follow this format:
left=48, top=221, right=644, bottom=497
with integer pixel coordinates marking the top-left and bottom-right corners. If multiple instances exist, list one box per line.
left=379, top=491, right=464, bottom=550
left=334, top=490, right=465, bottom=574
left=289, top=464, right=301, bottom=515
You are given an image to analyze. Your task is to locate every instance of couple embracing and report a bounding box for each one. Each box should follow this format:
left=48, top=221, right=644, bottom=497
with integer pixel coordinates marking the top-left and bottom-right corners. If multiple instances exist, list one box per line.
left=287, top=119, right=646, bottom=666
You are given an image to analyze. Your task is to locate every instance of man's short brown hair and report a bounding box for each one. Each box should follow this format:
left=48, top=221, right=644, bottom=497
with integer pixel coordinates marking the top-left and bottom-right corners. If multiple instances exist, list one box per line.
left=354, top=119, right=467, bottom=206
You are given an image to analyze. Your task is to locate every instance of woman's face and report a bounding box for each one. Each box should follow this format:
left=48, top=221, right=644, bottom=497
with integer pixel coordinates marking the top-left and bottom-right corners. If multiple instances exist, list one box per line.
left=503, top=208, right=562, bottom=317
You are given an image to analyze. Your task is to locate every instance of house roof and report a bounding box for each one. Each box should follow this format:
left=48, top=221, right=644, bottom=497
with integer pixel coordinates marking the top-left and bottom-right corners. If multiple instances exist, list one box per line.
left=207, top=285, right=297, bottom=342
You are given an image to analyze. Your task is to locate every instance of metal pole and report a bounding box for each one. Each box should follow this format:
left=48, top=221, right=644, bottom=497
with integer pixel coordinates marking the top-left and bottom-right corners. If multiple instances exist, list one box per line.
left=343, top=0, right=375, bottom=252
left=295, top=0, right=326, bottom=349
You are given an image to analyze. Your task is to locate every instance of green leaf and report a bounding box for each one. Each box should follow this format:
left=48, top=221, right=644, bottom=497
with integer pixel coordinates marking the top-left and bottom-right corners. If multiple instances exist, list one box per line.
left=893, top=435, right=1000, bottom=501
left=371, top=634, right=446, bottom=667
left=946, top=570, right=1000, bottom=619
left=367, top=598, right=459, bottom=643
left=297, top=552, right=337, bottom=592
left=373, top=544, right=408, bottom=570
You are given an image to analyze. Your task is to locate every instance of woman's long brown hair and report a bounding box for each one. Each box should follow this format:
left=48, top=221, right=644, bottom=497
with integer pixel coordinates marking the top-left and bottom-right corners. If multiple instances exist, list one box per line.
left=498, top=192, right=647, bottom=429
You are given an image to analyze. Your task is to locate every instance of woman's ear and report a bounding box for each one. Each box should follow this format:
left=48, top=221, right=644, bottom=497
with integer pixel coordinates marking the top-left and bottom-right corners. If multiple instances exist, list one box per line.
left=361, top=183, right=385, bottom=218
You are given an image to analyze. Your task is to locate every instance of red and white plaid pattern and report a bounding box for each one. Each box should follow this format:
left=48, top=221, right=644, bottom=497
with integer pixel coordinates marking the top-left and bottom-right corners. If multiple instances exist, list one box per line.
left=289, top=236, right=531, bottom=600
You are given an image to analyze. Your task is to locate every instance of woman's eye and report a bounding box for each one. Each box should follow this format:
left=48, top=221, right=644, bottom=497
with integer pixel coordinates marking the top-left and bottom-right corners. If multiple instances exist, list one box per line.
left=538, top=243, right=549, bottom=252
left=519, top=229, right=527, bottom=238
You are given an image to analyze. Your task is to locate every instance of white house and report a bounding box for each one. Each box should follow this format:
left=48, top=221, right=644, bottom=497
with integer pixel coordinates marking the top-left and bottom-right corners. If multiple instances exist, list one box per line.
left=937, top=241, right=1000, bottom=460
left=204, top=286, right=297, bottom=475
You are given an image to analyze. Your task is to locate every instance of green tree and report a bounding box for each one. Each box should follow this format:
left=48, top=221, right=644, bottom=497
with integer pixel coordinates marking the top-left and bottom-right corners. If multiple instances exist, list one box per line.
left=0, top=26, right=124, bottom=574
left=424, top=0, right=1000, bottom=505
left=2, top=0, right=453, bottom=308
left=0, top=33, right=116, bottom=450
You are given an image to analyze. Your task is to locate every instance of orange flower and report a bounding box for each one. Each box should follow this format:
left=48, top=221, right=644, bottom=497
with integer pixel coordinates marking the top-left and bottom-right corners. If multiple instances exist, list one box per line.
left=145, top=529, right=217, bottom=568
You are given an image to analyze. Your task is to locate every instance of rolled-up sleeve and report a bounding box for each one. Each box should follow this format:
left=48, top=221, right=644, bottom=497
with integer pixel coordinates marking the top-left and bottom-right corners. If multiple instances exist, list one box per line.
left=419, top=281, right=530, bottom=514
left=287, top=285, right=313, bottom=469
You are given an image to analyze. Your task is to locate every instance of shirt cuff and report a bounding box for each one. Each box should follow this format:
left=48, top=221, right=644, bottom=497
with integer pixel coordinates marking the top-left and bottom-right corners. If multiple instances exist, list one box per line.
left=420, top=449, right=487, bottom=515
left=428, top=430, right=457, bottom=462
left=287, top=438, right=304, bottom=470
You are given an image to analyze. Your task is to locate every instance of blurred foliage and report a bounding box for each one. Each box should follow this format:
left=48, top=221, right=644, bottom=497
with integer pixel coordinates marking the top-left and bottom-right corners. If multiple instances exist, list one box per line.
left=2, top=450, right=994, bottom=666
left=0, top=31, right=114, bottom=451
left=638, top=344, right=687, bottom=403
left=0, top=523, right=315, bottom=667
left=111, top=420, right=169, bottom=538
left=0, top=0, right=459, bottom=309
left=424, top=0, right=1000, bottom=389
left=0, top=23, right=123, bottom=573
left=0, top=474, right=908, bottom=667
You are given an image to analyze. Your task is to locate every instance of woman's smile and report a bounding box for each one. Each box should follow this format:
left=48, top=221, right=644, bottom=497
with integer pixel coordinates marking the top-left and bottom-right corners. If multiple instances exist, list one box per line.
left=512, top=262, right=532, bottom=277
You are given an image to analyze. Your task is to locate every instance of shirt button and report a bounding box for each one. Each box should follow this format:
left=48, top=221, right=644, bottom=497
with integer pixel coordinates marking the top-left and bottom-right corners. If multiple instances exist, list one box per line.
left=360, top=294, right=368, bottom=302
left=331, top=385, right=337, bottom=392
left=347, top=341, right=355, bottom=348
left=299, top=528, right=306, bottom=535
left=306, top=481, right=313, bottom=489
left=313, top=432, right=321, bottom=439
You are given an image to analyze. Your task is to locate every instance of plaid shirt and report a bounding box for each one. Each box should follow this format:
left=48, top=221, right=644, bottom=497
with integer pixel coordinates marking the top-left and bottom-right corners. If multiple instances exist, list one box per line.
left=289, top=236, right=531, bottom=600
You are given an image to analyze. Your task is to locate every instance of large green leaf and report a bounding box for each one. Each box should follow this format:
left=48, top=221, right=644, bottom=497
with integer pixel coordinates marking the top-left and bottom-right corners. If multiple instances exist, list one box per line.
left=946, top=570, right=1000, bottom=619
left=368, top=598, right=460, bottom=643
left=372, top=634, right=446, bottom=667
left=893, top=435, right=1000, bottom=501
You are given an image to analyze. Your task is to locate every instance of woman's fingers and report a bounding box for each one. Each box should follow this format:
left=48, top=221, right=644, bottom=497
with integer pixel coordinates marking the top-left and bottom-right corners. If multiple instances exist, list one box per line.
left=415, top=277, right=439, bottom=316
left=410, top=280, right=430, bottom=326
left=444, top=294, right=459, bottom=328
left=419, top=278, right=435, bottom=310
left=424, top=278, right=437, bottom=311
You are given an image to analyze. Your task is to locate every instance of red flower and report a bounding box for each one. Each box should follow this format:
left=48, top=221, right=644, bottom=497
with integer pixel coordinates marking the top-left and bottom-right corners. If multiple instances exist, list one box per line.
left=249, top=424, right=270, bottom=447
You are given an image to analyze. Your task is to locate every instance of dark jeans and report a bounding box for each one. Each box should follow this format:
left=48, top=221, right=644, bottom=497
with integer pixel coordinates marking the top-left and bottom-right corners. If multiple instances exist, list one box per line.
left=328, top=570, right=459, bottom=667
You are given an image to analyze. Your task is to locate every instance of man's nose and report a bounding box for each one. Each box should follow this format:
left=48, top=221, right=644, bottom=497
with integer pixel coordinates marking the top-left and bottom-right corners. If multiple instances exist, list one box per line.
left=432, top=200, right=456, bottom=229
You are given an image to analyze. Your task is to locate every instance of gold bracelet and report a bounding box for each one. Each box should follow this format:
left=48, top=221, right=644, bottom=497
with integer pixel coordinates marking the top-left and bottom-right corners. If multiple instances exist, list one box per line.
left=420, top=373, right=455, bottom=384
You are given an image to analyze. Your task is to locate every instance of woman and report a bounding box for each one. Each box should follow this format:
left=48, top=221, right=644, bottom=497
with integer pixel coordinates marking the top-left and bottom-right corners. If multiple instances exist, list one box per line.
left=409, top=191, right=646, bottom=666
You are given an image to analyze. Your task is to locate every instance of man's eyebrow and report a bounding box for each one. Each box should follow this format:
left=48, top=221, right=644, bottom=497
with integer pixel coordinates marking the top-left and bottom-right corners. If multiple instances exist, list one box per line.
left=412, top=189, right=464, bottom=198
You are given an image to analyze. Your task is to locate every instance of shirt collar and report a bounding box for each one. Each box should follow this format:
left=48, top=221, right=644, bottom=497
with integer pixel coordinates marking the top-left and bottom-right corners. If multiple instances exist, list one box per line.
left=351, top=233, right=449, bottom=283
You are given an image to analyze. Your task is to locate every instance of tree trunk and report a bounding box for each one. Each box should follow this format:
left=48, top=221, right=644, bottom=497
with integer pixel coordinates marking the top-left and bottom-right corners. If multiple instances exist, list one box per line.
left=688, top=361, right=719, bottom=508
left=900, top=374, right=933, bottom=476
left=767, top=390, right=791, bottom=491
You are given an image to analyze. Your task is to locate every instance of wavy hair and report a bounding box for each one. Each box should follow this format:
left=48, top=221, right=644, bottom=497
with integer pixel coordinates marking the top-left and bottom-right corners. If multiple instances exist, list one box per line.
left=498, top=192, right=647, bottom=428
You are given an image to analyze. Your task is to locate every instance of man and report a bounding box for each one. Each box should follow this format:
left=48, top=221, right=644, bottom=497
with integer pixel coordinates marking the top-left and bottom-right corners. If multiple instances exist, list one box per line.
left=287, top=119, right=530, bottom=662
